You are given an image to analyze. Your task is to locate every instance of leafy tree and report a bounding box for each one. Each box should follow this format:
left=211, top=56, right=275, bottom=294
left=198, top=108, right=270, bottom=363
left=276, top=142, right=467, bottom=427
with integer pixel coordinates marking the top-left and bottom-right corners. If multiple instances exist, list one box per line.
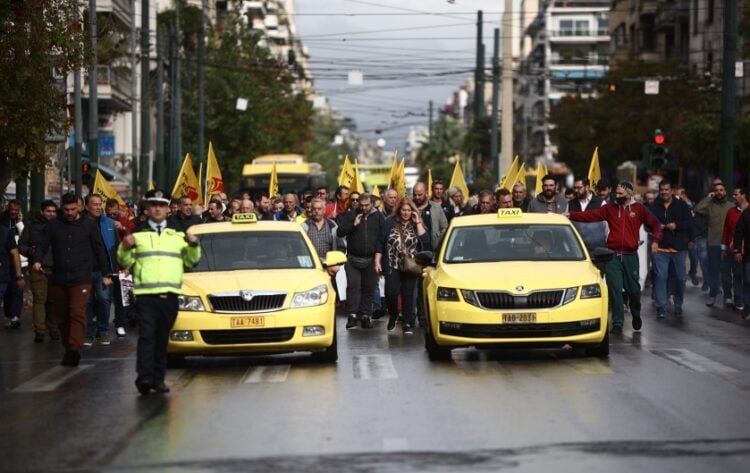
left=0, top=0, right=86, bottom=198
left=416, top=115, right=465, bottom=185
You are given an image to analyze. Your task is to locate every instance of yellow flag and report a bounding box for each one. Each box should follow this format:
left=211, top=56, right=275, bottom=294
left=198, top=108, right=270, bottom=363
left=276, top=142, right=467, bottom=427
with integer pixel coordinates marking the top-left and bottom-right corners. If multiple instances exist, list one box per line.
left=171, top=154, right=201, bottom=202
left=500, top=155, right=521, bottom=191
left=371, top=185, right=381, bottom=198
left=148, top=181, right=155, bottom=191
left=386, top=151, right=398, bottom=189
left=514, top=165, right=527, bottom=190
left=535, top=162, right=548, bottom=194
left=449, top=158, right=469, bottom=204
left=394, top=159, right=406, bottom=198
left=195, top=162, right=204, bottom=206
left=351, top=160, right=365, bottom=193
left=588, top=146, right=601, bottom=188
left=338, top=155, right=355, bottom=187
left=269, top=160, right=279, bottom=198
left=92, top=170, right=125, bottom=206
left=427, top=168, right=433, bottom=197
left=204, top=141, right=225, bottom=203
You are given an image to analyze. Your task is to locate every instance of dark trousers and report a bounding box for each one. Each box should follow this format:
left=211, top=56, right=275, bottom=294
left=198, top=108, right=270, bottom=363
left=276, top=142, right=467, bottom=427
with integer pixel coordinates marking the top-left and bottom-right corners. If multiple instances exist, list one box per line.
left=722, top=254, right=745, bottom=307
left=344, top=261, right=377, bottom=317
left=50, top=283, right=92, bottom=352
left=707, top=245, right=722, bottom=297
left=384, top=266, right=419, bottom=326
left=4, top=271, right=23, bottom=319
left=135, top=294, right=178, bottom=385
left=605, top=254, right=641, bottom=328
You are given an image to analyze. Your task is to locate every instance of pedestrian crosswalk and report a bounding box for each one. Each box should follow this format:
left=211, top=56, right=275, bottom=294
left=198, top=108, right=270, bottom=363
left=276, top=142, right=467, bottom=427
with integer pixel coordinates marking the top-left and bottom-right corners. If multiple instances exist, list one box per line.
left=6, top=347, right=745, bottom=393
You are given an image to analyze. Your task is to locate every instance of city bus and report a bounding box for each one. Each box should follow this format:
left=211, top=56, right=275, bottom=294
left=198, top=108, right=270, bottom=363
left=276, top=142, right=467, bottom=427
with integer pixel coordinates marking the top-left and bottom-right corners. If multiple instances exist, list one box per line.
left=241, top=154, right=328, bottom=197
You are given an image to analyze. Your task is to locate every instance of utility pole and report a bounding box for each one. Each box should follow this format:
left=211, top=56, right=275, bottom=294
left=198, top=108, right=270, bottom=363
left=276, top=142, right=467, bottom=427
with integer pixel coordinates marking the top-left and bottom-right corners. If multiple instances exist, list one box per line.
left=88, top=0, right=98, bottom=173
left=74, top=70, right=83, bottom=197
left=500, top=0, right=514, bottom=179
left=490, top=28, right=500, bottom=182
left=156, top=29, right=165, bottom=189
left=175, top=0, right=182, bottom=165
left=474, top=10, right=484, bottom=121
left=140, top=0, right=151, bottom=196
left=719, top=0, right=737, bottom=186
left=198, top=0, right=206, bottom=167
left=130, top=0, right=138, bottom=200
left=169, top=26, right=177, bottom=186
left=428, top=100, right=433, bottom=151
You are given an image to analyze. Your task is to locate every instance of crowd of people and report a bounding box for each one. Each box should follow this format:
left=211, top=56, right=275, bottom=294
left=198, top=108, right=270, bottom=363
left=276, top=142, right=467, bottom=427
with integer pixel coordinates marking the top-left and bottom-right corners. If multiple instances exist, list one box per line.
left=2, top=173, right=748, bottom=382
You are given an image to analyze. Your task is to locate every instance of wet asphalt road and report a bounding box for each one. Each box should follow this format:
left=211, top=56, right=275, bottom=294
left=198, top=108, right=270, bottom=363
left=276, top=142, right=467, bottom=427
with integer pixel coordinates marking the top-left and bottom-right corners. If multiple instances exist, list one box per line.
left=1, top=283, right=750, bottom=473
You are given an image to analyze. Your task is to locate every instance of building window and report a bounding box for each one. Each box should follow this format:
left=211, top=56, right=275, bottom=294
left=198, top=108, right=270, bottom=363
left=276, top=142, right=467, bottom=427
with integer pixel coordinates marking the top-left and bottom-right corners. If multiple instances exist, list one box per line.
left=575, top=20, right=589, bottom=36
left=597, top=17, right=608, bottom=35
left=560, top=20, right=573, bottom=36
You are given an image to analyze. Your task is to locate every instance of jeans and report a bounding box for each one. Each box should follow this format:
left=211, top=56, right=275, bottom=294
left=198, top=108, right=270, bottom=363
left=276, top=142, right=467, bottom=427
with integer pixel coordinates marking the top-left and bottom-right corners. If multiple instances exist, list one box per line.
left=693, top=237, right=709, bottom=287
left=653, top=251, right=687, bottom=312
left=706, top=245, right=723, bottom=297
left=383, top=265, right=419, bottom=326
left=722, top=254, right=745, bottom=307
left=86, top=272, right=113, bottom=338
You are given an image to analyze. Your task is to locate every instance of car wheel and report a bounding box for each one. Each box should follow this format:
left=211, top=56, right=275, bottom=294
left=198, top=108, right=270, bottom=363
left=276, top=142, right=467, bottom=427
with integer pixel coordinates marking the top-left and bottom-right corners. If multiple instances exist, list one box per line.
left=311, top=325, right=338, bottom=363
left=167, top=354, right=187, bottom=369
left=585, top=330, right=609, bottom=358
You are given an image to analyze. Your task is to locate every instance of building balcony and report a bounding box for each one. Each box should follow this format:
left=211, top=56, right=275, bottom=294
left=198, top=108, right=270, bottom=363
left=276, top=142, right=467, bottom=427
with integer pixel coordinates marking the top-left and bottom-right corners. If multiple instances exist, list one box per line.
left=243, top=0, right=266, bottom=18
left=548, top=29, right=610, bottom=42
left=81, top=65, right=131, bottom=111
left=97, top=0, right=130, bottom=29
left=638, top=0, right=658, bottom=18
left=655, top=0, right=690, bottom=31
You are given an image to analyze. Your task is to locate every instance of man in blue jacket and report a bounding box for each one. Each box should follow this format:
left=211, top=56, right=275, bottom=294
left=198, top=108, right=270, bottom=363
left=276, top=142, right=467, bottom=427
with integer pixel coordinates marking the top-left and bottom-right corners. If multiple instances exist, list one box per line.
left=83, top=194, right=119, bottom=346
left=651, top=180, right=693, bottom=318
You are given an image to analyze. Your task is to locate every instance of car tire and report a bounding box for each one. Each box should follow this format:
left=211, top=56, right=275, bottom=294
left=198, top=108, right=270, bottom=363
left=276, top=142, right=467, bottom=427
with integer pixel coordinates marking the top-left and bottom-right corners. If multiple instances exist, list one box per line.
left=423, top=302, right=451, bottom=361
left=585, top=330, right=609, bottom=358
left=311, top=325, right=338, bottom=363
left=167, top=354, right=187, bottom=369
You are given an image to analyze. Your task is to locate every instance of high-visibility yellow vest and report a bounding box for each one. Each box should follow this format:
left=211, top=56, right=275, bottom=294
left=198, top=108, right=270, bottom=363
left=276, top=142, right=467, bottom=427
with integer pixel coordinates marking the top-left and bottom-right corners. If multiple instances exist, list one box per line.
left=117, top=228, right=201, bottom=296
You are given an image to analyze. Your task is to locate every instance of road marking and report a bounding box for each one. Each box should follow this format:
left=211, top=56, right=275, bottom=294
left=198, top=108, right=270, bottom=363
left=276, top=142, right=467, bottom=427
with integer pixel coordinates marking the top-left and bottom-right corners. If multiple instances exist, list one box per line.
left=352, top=354, right=398, bottom=379
left=12, top=365, right=93, bottom=392
left=241, top=365, right=291, bottom=383
left=382, top=437, right=409, bottom=452
left=652, top=348, right=739, bottom=374
left=563, top=359, right=613, bottom=374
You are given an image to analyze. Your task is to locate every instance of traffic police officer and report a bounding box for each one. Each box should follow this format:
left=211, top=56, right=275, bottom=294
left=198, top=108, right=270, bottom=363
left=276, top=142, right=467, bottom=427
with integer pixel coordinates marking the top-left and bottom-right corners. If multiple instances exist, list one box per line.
left=117, top=189, right=201, bottom=395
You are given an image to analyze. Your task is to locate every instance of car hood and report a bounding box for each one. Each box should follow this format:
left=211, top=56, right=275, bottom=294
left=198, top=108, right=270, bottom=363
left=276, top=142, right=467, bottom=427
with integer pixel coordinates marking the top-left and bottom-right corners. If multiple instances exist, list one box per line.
left=433, top=260, right=601, bottom=292
left=182, top=269, right=326, bottom=296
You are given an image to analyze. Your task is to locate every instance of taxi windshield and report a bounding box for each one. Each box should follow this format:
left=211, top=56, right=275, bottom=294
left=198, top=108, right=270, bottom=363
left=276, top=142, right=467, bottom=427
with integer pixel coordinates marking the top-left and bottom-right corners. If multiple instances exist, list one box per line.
left=193, top=231, right=316, bottom=271
left=444, top=224, right=585, bottom=263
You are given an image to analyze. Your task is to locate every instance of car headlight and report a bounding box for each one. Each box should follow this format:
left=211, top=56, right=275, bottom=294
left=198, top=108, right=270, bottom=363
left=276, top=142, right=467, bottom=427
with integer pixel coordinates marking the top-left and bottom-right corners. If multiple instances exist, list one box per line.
left=581, top=283, right=602, bottom=299
left=437, top=287, right=459, bottom=301
left=562, top=287, right=578, bottom=305
left=460, top=289, right=479, bottom=306
left=292, top=284, right=329, bottom=308
left=178, top=295, right=205, bottom=311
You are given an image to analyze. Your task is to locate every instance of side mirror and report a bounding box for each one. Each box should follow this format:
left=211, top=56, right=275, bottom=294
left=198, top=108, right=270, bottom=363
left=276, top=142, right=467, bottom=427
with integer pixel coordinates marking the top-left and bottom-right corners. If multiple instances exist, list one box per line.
left=414, top=251, right=435, bottom=267
left=590, top=247, right=614, bottom=271
left=323, top=250, right=347, bottom=268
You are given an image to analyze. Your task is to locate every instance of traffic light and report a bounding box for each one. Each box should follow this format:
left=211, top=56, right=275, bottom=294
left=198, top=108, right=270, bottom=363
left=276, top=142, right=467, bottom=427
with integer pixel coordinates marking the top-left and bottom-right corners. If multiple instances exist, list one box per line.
left=651, top=129, right=668, bottom=169
left=81, top=159, right=92, bottom=187
left=608, top=82, right=617, bottom=93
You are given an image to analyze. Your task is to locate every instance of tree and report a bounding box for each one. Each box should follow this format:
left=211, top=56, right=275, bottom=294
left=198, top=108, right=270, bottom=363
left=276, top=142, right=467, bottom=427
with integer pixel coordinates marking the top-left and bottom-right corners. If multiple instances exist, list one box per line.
left=0, top=0, right=86, bottom=199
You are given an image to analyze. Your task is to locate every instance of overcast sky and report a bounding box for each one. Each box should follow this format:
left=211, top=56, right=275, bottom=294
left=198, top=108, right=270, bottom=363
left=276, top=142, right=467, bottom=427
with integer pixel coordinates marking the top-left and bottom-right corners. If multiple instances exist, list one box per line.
left=294, top=0, right=511, bottom=151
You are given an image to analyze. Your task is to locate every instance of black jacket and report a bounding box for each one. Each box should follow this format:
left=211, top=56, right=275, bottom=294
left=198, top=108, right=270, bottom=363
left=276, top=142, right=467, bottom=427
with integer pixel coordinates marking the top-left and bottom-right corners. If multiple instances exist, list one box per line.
left=337, top=207, right=384, bottom=258
left=33, top=215, right=108, bottom=286
left=734, top=208, right=750, bottom=262
left=167, top=213, right=202, bottom=233
left=651, top=197, right=693, bottom=251
left=18, top=213, right=53, bottom=270
left=568, top=194, right=605, bottom=212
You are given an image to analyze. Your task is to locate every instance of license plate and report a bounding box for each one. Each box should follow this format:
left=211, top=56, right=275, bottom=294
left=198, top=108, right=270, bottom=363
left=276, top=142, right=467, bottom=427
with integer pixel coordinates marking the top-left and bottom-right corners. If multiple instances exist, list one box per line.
left=502, top=313, right=536, bottom=323
left=230, top=316, right=265, bottom=328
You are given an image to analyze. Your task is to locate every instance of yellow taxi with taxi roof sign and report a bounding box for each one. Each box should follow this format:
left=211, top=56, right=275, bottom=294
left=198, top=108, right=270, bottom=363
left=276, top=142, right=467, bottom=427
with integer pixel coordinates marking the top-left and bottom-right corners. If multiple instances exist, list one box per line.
left=167, top=213, right=347, bottom=365
left=418, top=209, right=613, bottom=360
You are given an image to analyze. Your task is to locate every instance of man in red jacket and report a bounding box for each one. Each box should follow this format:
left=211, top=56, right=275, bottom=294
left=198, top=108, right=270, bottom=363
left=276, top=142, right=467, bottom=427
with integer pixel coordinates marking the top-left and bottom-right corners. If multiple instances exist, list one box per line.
left=569, top=181, right=663, bottom=334
left=722, top=187, right=748, bottom=311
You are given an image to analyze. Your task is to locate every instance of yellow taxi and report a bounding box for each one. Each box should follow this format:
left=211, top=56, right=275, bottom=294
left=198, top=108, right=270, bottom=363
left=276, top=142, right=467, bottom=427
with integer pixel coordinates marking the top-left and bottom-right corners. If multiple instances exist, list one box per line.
left=167, top=213, right=347, bottom=365
left=418, top=208, right=613, bottom=360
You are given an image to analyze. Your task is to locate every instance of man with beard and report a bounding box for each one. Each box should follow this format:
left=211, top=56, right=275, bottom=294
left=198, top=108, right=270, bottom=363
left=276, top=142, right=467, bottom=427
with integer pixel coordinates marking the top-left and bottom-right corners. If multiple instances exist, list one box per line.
left=412, top=182, right=448, bottom=250
left=694, top=182, right=734, bottom=307
left=528, top=175, right=568, bottom=214
left=568, top=182, right=662, bottom=334
left=430, top=180, right=454, bottom=222
left=569, top=178, right=607, bottom=251
left=252, top=192, right=275, bottom=220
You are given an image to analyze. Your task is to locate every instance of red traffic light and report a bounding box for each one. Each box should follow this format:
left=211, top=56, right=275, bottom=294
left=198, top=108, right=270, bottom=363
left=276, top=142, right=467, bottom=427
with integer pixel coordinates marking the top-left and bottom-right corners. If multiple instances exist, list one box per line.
left=82, top=161, right=91, bottom=173
left=654, top=130, right=665, bottom=145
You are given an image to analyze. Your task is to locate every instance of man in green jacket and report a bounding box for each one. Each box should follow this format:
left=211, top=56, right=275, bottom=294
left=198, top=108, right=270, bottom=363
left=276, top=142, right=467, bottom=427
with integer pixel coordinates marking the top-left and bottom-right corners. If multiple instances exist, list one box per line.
left=118, top=189, right=201, bottom=395
left=694, top=182, right=733, bottom=306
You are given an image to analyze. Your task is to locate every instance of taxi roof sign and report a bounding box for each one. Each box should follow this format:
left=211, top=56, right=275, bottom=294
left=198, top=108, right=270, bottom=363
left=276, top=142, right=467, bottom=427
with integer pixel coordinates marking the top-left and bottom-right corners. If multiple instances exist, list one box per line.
left=232, top=213, right=258, bottom=223
left=497, top=208, right=522, bottom=218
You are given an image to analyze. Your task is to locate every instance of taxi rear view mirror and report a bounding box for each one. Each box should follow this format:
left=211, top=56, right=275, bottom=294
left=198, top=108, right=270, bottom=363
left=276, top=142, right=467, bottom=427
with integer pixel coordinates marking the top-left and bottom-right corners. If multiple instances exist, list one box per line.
left=323, top=250, right=347, bottom=267
left=414, top=251, right=435, bottom=267
left=591, top=247, right=614, bottom=271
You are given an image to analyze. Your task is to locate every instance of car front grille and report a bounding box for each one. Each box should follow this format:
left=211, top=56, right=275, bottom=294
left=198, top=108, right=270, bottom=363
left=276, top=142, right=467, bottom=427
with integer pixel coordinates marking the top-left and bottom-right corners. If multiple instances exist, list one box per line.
left=208, top=294, right=286, bottom=313
left=200, top=327, right=296, bottom=345
left=439, top=320, right=599, bottom=339
left=475, top=290, right=563, bottom=309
